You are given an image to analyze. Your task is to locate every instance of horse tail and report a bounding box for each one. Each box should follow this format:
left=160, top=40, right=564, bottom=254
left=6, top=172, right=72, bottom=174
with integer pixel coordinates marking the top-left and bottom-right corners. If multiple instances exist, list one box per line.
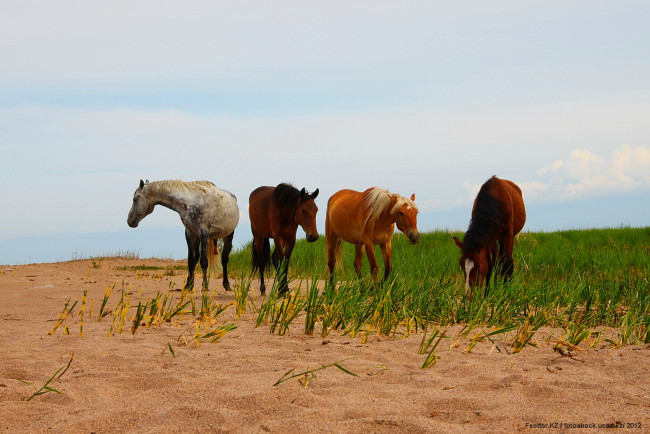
left=325, top=214, right=343, bottom=273
left=333, top=237, right=342, bottom=271
left=207, top=237, right=220, bottom=275
left=251, top=238, right=271, bottom=272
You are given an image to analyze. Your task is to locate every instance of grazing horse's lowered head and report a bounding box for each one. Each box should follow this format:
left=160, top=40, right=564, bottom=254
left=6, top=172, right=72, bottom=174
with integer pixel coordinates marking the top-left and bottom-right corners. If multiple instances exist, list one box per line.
left=453, top=236, right=493, bottom=291
left=453, top=176, right=526, bottom=298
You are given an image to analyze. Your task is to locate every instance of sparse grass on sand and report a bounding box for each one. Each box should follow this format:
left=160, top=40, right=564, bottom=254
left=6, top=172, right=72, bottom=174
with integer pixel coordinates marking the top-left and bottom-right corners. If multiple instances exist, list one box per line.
left=49, top=228, right=649, bottom=367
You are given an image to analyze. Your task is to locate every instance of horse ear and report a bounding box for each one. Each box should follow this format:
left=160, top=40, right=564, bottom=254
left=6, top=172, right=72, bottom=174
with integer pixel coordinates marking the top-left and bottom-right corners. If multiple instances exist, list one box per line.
left=310, top=188, right=319, bottom=199
left=453, top=236, right=464, bottom=250
left=139, top=179, right=145, bottom=189
left=410, top=193, right=416, bottom=201
left=299, top=188, right=308, bottom=201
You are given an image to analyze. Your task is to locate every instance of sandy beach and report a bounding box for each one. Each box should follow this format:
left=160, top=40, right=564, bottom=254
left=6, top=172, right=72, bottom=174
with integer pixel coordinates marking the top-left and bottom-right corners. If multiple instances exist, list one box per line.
left=1, top=257, right=648, bottom=433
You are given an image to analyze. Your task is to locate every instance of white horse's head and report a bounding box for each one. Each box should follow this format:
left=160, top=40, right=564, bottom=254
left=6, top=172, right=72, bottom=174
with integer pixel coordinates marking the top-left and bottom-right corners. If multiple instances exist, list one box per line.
left=127, top=180, right=154, bottom=228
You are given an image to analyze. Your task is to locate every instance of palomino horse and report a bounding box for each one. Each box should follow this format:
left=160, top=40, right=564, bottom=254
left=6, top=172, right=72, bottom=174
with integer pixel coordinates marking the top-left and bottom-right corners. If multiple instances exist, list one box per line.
left=127, top=180, right=239, bottom=290
left=326, top=187, right=420, bottom=282
left=249, top=183, right=319, bottom=294
left=453, top=176, right=526, bottom=297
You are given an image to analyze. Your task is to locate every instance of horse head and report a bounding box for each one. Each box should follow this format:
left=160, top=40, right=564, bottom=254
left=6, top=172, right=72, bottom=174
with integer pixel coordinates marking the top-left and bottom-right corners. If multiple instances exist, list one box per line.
left=297, top=188, right=319, bottom=242
left=453, top=236, right=490, bottom=293
left=391, top=193, right=420, bottom=244
left=127, top=179, right=155, bottom=228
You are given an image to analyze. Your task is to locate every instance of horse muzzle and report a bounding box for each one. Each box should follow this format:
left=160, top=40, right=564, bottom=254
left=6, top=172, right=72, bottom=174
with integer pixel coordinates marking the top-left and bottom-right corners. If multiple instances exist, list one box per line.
left=408, top=232, right=420, bottom=245
left=306, top=233, right=319, bottom=243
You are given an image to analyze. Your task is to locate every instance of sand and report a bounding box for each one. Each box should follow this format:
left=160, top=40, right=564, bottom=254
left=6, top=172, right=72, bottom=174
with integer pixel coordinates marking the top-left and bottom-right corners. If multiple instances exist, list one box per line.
left=1, top=257, right=648, bottom=433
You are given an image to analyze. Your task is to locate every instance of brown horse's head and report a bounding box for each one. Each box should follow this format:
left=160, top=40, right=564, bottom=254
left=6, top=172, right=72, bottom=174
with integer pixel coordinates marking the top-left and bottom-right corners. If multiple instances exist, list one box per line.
left=297, top=188, right=319, bottom=242
left=392, top=193, right=420, bottom=244
left=453, top=236, right=490, bottom=294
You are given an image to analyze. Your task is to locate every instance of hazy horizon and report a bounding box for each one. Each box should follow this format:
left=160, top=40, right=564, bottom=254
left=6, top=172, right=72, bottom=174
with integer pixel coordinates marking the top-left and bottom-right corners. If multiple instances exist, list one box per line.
left=2, top=189, right=648, bottom=266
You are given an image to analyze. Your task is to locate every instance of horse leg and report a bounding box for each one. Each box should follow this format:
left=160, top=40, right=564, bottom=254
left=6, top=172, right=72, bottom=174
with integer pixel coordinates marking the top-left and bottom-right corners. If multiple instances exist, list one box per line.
left=277, top=239, right=294, bottom=295
left=199, top=235, right=210, bottom=290
left=485, top=263, right=493, bottom=297
left=500, top=256, right=514, bottom=282
left=259, top=257, right=267, bottom=296
left=484, top=241, right=498, bottom=296
left=380, top=240, right=392, bottom=281
left=326, top=229, right=341, bottom=283
left=363, top=242, right=380, bottom=283
left=221, top=231, right=234, bottom=291
left=271, top=244, right=282, bottom=271
left=184, top=230, right=200, bottom=290
left=500, top=235, right=515, bottom=282
left=353, top=244, right=365, bottom=278
left=252, top=235, right=267, bottom=295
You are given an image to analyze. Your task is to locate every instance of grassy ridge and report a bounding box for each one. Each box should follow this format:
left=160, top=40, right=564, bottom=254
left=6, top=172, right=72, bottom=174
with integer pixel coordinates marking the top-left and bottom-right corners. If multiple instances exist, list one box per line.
left=228, top=227, right=649, bottom=342
left=230, top=227, right=649, bottom=284
left=48, top=227, right=648, bottom=355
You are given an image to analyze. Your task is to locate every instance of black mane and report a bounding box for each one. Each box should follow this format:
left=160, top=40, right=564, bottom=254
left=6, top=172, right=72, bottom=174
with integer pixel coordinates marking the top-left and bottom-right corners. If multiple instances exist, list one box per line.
left=272, top=183, right=301, bottom=225
left=463, top=176, right=506, bottom=253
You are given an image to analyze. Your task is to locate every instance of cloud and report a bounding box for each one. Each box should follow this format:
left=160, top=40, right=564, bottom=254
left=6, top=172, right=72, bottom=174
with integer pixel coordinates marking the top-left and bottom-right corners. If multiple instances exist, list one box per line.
left=530, top=145, right=650, bottom=201
left=519, top=181, right=549, bottom=197
left=449, top=145, right=650, bottom=208
left=1, top=98, right=648, bottom=241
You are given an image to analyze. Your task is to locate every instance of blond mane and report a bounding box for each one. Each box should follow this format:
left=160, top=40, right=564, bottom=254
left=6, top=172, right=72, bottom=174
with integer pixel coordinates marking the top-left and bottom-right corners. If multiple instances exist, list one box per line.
left=362, top=187, right=417, bottom=231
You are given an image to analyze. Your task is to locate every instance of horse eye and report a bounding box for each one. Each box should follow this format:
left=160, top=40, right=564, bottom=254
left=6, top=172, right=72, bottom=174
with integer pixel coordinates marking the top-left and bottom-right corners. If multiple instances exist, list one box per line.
left=398, top=211, right=404, bottom=216
left=302, top=209, right=306, bottom=213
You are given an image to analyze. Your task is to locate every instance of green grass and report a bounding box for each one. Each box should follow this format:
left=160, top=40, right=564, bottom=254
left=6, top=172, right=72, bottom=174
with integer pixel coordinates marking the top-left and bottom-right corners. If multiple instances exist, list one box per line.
left=227, top=227, right=650, bottom=343
left=50, top=227, right=649, bottom=356
left=14, top=355, right=74, bottom=401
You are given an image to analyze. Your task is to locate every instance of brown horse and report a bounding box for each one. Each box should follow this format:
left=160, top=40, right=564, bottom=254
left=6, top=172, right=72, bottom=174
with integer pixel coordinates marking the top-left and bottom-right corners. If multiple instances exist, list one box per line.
left=326, top=187, right=420, bottom=282
left=249, top=183, right=319, bottom=294
left=453, top=176, right=526, bottom=297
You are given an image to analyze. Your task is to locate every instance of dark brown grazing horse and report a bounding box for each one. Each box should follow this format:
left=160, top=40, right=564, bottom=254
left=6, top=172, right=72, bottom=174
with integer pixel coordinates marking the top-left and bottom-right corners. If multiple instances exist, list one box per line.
left=249, top=183, right=319, bottom=294
left=453, top=176, right=526, bottom=297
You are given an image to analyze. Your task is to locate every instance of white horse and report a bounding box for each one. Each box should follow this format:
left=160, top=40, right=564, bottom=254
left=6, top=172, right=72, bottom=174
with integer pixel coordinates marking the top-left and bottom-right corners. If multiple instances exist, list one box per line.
left=127, top=179, right=239, bottom=290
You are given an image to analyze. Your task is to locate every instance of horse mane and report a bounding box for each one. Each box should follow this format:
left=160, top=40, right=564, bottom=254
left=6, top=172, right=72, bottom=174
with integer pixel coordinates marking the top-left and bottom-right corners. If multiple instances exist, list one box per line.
left=463, top=176, right=505, bottom=253
left=145, top=179, right=215, bottom=195
left=271, top=183, right=302, bottom=226
left=147, top=180, right=216, bottom=195
left=362, top=187, right=417, bottom=231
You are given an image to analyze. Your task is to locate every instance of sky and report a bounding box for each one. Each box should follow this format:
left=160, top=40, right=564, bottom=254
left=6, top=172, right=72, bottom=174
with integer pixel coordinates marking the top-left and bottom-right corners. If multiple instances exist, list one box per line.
left=1, top=1, right=649, bottom=264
